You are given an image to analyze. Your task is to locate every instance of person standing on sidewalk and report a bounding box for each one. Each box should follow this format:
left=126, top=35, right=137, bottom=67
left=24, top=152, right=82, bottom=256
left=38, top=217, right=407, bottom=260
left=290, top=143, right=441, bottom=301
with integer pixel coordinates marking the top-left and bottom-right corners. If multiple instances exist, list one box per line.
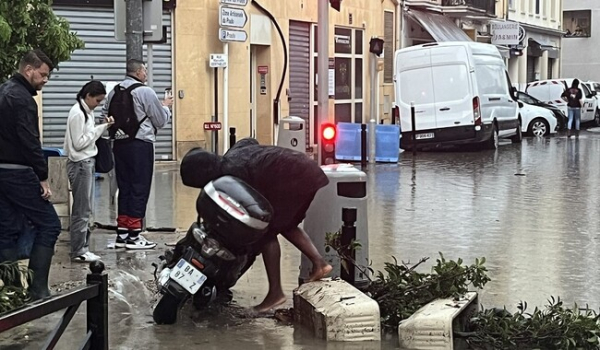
left=0, top=49, right=62, bottom=300
left=64, top=81, right=114, bottom=262
left=102, top=59, right=173, bottom=250
left=561, top=79, right=583, bottom=138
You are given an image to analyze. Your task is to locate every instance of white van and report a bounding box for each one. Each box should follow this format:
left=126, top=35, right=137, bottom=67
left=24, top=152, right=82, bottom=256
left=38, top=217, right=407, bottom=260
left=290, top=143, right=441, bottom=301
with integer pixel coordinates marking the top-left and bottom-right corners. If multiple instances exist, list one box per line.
left=394, top=42, right=521, bottom=150
left=526, top=79, right=599, bottom=125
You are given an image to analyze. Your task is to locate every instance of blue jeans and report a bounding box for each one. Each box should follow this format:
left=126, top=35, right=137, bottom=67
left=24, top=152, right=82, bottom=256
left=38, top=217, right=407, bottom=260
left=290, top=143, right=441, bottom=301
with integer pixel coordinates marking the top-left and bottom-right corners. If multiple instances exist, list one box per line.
left=0, top=168, right=61, bottom=250
left=568, top=107, right=581, bottom=131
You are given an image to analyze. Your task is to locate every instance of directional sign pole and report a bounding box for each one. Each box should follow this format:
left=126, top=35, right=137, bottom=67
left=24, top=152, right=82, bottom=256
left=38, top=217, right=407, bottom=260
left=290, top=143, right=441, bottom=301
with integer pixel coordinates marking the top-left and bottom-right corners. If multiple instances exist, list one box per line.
left=223, top=42, right=229, bottom=153
left=317, top=0, right=329, bottom=165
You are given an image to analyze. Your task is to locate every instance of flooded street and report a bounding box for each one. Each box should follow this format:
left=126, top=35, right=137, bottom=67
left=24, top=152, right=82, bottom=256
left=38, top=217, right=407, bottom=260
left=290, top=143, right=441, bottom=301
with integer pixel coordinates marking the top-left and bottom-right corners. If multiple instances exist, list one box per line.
left=3, top=131, right=600, bottom=349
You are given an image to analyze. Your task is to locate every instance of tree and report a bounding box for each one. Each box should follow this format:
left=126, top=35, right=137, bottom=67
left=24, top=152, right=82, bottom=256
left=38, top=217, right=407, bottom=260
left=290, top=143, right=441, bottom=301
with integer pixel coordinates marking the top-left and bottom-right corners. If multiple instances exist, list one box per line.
left=0, top=0, right=84, bottom=82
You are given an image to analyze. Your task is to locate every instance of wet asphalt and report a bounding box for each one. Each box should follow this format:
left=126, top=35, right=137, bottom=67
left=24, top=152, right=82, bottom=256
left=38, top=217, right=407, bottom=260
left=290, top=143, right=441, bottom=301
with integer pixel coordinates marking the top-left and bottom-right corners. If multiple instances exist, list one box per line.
left=2, top=130, right=600, bottom=349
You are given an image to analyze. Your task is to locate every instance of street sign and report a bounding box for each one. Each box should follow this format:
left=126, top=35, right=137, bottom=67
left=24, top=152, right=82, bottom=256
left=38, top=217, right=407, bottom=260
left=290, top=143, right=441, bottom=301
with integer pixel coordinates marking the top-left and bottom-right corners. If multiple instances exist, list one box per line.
left=204, top=122, right=223, bottom=131
left=219, top=0, right=249, bottom=6
left=219, top=6, right=247, bottom=28
left=210, top=54, right=228, bottom=68
left=219, top=28, right=248, bottom=43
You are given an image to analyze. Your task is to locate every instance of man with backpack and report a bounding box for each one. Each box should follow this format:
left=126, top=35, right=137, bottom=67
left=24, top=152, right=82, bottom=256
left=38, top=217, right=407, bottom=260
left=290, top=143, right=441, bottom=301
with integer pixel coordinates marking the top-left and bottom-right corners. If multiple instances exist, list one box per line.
left=561, top=79, right=584, bottom=138
left=102, top=59, right=173, bottom=249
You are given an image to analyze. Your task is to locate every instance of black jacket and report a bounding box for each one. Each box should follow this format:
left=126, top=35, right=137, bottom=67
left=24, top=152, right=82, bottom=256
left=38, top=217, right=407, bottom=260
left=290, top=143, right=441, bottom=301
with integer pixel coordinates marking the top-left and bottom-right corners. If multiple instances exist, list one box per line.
left=0, top=74, right=47, bottom=181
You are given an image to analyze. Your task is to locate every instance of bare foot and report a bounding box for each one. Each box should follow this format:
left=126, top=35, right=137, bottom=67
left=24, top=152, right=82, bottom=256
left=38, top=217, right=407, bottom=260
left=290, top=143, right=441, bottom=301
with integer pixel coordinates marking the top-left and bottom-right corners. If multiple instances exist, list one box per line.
left=307, top=263, right=333, bottom=282
left=253, top=293, right=286, bottom=313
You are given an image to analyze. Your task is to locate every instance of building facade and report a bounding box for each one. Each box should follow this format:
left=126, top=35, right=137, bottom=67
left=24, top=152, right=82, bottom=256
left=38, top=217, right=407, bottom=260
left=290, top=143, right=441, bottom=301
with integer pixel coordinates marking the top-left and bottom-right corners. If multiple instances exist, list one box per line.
left=501, top=0, right=563, bottom=90
left=562, top=0, right=598, bottom=81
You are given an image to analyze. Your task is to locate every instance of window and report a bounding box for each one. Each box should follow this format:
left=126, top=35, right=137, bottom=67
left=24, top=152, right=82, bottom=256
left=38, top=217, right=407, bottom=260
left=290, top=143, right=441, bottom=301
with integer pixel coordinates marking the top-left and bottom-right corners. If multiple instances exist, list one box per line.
left=550, top=0, right=557, bottom=19
left=564, top=10, right=592, bottom=37
left=535, top=0, right=540, bottom=15
left=383, top=11, right=394, bottom=84
left=508, top=0, right=515, bottom=10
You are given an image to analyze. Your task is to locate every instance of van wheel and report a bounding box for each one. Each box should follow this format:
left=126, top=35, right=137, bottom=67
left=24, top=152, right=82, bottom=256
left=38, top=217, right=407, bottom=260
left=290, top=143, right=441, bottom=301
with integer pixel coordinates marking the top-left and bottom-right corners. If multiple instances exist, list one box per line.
left=528, top=118, right=549, bottom=137
left=511, top=122, right=522, bottom=143
left=484, top=124, right=499, bottom=150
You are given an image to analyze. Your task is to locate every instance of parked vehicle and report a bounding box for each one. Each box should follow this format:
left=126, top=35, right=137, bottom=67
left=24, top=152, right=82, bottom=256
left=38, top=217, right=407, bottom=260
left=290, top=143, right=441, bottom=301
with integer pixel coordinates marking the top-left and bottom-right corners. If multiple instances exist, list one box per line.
left=516, top=91, right=567, bottom=130
left=152, top=175, right=272, bottom=325
left=518, top=101, right=558, bottom=136
left=394, top=42, right=521, bottom=151
left=526, top=79, right=599, bottom=125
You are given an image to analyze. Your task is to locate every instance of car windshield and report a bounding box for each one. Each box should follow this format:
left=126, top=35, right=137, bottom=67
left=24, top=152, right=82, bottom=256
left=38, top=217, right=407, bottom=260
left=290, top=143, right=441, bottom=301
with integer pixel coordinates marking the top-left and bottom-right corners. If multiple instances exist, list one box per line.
left=517, top=91, right=539, bottom=104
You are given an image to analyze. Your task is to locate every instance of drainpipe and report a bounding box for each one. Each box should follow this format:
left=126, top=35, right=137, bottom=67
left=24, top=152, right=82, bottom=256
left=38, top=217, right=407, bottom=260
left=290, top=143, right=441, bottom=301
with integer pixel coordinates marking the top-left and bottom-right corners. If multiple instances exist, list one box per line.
left=396, top=0, right=403, bottom=49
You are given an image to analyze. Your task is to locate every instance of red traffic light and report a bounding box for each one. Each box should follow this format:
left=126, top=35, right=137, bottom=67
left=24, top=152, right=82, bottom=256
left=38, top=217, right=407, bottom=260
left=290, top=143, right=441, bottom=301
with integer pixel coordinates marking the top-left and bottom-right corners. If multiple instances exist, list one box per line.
left=322, top=123, right=336, bottom=141
left=330, top=0, right=341, bottom=12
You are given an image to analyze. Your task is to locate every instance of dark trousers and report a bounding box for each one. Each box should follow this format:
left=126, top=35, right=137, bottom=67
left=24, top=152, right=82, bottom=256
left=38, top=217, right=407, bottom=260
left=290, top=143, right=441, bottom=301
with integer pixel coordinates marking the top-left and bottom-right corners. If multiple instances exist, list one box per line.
left=113, top=139, right=154, bottom=230
left=0, top=168, right=61, bottom=250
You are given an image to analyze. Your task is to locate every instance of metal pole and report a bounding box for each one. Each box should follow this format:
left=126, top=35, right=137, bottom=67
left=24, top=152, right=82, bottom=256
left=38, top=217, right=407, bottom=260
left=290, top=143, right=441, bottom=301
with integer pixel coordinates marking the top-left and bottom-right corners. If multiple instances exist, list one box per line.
left=223, top=43, right=229, bottom=153
left=368, top=52, right=377, bottom=164
left=125, top=0, right=143, bottom=61
left=317, top=0, right=329, bottom=165
left=360, top=124, right=367, bottom=169
left=340, top=207, right=357, bottom=286
left=411, top=102, right=416, bottom=155
left=87, top=262, right=108, bottom=350
left=146, top=44, right=154, bottom=87
left=214, top=67, right=219, bottom=155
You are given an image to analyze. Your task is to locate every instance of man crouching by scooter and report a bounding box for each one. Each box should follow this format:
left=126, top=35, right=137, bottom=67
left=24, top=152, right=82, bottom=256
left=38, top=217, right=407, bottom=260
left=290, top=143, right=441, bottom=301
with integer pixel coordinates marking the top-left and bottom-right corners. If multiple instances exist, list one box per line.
left=180, top=139, right=333, bottom=313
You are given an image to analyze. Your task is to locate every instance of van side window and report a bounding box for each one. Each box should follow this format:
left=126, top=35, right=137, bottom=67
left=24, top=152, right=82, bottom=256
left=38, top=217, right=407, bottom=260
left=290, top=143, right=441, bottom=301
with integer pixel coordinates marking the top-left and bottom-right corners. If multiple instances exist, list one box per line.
left=400, top=67, right=434, bottom=106
left=476, top=65, right=508, bottom=95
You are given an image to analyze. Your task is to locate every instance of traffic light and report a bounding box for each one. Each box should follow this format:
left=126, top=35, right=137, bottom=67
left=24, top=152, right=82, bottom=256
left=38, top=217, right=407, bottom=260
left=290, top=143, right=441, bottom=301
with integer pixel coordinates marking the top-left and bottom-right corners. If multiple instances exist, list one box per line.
left=369, top=38, right=384, bottom=56
left=321, top=123, right=337, bottom=165
left=330, top=0, right=342, bottom=12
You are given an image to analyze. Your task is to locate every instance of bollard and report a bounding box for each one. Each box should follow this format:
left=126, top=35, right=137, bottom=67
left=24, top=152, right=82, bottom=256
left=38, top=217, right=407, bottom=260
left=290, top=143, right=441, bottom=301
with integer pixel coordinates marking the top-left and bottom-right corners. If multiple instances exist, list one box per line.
left=229, top=127, right=236, bottom=148
left=411, top=102, right=417, bottom=155
left=87, top=261, right=108, bottom=350
left=360, top=124, right=367, bottom=170
left=340, top=207, right=357, bottom=286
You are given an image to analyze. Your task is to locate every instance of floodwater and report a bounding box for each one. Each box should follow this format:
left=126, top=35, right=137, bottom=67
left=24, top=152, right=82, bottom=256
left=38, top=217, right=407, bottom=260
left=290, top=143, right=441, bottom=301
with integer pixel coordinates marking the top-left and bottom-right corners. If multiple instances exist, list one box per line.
left=3, top=131, right=600, bottom=349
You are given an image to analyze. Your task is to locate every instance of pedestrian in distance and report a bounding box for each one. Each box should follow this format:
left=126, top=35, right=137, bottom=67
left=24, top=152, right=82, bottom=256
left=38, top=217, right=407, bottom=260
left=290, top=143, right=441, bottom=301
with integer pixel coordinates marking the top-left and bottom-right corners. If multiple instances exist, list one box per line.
left=180, top=139, right=333, bottom=313
left=64, top=80, right=115, bottom=262
left=102, top=59, right=173, bottom=250
left=561, top=79, right=584, bottom=138
left=0, top=49, right=62, bottom=300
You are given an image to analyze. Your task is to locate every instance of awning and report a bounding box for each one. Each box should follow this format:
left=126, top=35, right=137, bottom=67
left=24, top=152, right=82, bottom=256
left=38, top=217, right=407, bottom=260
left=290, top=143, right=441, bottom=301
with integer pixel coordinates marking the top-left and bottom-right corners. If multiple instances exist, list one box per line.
left=407, top=10, right=473, bottom=42
left=528, top=38, right=560, bottom=59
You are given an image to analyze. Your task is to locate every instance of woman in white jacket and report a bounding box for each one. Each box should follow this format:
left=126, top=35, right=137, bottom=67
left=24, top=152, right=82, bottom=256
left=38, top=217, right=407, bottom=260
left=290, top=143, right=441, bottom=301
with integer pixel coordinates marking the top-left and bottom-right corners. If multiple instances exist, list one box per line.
left=64, top=81, right=114, bottom=262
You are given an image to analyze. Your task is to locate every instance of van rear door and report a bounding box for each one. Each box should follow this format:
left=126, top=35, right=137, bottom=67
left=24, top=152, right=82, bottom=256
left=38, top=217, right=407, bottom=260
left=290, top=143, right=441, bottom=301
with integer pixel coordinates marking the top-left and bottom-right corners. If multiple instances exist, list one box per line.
left=396, top=48, right=436, bottom=133
left=430, top=45, right=474, bottom=129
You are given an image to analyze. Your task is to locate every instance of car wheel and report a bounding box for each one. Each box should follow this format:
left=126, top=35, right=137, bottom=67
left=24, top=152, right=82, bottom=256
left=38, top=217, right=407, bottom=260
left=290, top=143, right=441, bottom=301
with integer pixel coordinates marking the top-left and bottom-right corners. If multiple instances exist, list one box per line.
left=595, top=110, right=600, bottom=126
left=511, top=119, right=522, bottom=143
left=484, top=124, right=499, bottom=150
left=528, top=118, right=549, bottom=137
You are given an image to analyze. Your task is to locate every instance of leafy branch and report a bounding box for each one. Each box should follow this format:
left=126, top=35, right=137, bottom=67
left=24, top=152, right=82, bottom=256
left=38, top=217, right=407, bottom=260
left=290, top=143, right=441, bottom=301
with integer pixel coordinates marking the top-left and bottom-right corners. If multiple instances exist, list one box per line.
left=0, top=261, right=32, bottom=314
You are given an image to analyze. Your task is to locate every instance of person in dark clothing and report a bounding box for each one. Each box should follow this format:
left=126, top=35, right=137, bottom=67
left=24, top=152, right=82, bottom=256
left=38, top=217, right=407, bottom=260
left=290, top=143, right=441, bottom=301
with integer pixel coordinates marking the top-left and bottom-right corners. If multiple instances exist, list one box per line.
left=0, top=49, right=62, bottom=300
left=180, top=140, right=333, bottom=312
left=561, top=79, right=584, bottom=138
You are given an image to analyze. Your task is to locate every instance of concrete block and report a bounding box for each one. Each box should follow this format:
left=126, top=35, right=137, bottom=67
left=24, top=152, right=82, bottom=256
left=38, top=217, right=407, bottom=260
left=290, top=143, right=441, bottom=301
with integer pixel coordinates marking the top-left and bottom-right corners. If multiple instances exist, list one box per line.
left=398, top=292, right=479, bottom=350
left=293, top=278, right=381, bottom=342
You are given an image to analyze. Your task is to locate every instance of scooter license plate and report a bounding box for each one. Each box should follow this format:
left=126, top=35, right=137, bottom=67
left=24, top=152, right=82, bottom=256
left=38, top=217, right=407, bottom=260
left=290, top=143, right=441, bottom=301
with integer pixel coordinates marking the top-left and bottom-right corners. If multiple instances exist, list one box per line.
left=169, top=259, right=207, bottom=294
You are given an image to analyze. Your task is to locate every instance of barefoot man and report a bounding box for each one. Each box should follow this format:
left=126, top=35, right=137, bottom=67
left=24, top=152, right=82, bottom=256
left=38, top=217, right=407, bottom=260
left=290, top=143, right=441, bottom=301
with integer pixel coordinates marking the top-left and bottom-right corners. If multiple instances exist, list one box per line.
left=180, top=139, right=333, bottom=312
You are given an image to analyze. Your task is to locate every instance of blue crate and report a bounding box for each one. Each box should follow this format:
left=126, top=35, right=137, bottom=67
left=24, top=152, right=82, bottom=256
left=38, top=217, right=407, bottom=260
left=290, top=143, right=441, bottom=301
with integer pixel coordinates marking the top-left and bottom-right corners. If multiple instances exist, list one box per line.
left=42, top=147, right=66, bottom=161
left=334, top=123, right=401, bottom=163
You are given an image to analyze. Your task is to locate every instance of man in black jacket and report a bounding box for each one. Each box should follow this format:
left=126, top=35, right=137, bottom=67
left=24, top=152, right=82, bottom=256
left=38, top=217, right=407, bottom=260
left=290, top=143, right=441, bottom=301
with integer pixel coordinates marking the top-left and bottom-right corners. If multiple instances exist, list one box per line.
left=0, top=49, right=62, bottom=300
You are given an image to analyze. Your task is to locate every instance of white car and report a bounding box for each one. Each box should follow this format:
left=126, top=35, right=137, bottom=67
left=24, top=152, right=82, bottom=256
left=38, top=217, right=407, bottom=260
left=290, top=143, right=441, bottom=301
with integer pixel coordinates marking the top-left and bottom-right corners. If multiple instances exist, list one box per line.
left=518, top=101, right=558, bottom=136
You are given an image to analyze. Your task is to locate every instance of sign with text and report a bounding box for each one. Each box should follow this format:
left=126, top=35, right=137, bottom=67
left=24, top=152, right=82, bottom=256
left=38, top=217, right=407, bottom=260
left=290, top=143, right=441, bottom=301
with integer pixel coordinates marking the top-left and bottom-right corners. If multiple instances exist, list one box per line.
left=204, top=122, right=223, bottom=131
left=219, top=28, right=248, bottom=42
left=209, top=54, right=228, bottom=68
left=219, top=0, right=249, bottom=6
left=219, top=6, right=247, bottom=28
left=491, top=21, right=521, bottom=45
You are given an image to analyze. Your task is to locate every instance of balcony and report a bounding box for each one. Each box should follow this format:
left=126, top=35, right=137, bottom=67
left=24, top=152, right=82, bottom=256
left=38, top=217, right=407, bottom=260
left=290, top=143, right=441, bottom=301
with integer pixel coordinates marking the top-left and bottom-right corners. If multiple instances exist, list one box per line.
left=441, top=0, right=495, bottom=16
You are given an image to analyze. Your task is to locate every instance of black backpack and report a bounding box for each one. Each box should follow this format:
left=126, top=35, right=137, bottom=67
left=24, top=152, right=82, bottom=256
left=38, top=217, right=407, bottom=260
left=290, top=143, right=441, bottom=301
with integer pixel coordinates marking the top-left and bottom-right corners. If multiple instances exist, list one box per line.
left=108, top=83, right=144, bottom=140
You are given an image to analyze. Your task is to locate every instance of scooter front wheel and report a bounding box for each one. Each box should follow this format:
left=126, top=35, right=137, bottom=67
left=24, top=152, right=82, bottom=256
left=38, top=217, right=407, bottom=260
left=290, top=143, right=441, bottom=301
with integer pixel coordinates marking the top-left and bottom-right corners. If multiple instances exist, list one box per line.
left=153, top=293, right=184, bottom=325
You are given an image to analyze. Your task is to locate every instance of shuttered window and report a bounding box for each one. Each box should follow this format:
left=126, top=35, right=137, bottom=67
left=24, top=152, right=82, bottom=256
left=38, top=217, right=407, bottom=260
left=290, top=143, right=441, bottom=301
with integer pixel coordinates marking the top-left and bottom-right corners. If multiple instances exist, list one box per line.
left=384, top=11, right=394, bottom=84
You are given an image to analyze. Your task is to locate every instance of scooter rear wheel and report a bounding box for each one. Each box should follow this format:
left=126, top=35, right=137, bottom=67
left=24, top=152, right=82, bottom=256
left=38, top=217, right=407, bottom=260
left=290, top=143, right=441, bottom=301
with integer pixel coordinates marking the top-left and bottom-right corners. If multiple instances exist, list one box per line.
left=153, top=293, right=183, bottom=325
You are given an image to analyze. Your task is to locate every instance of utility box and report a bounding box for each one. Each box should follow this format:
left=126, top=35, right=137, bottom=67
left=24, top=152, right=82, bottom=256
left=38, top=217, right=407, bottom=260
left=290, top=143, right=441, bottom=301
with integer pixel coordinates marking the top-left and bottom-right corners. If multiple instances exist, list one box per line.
left=300, top=163, right=369, bottom=287
left=277, top=116, right=305, bottom=153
